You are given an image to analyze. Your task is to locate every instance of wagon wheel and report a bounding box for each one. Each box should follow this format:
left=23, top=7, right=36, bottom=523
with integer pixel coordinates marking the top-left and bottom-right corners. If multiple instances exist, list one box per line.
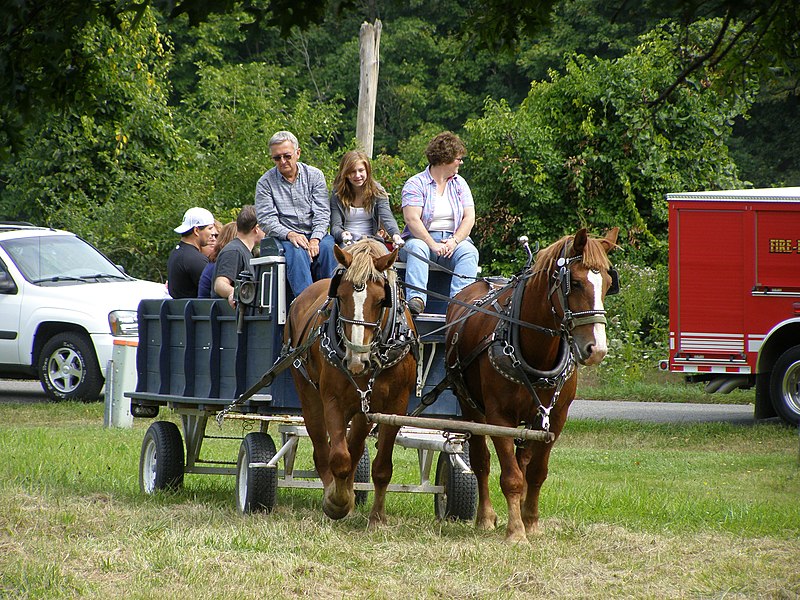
left=434, top=445, right=477, bottom=521
left=354, top=444, right=371, bottom=506
left=139, top=421, right=185, bottom=494
left=770, top=345, right=800, bottom=427
left=236, top=432, right=278, bottom=514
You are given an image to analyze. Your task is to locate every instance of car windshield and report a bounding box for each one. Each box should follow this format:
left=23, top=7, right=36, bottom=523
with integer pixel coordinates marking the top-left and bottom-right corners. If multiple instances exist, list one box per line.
left=0, top=235, right=126, bottom=285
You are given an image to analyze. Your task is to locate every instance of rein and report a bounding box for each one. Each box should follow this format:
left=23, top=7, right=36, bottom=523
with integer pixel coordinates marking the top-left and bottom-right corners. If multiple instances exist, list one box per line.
left=215, top=298, right=333, bottom=425
left=402, top=275, right=561, bottom=338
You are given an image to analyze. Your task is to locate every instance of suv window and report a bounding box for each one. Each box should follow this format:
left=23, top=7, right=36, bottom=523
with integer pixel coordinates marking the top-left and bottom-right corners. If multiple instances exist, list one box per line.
left=0, top=236, right=127, bottom=285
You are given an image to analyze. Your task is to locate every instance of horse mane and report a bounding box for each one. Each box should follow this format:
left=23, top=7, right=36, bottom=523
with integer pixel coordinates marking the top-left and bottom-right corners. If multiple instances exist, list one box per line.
left=342, top=238, right=397, bottom=287
left=534, top=233, right=612, bottom=275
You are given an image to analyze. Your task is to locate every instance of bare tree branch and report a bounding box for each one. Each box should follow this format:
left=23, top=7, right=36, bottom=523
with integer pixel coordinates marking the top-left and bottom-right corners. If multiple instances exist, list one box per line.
left=647, top=11, right=735, bottom=106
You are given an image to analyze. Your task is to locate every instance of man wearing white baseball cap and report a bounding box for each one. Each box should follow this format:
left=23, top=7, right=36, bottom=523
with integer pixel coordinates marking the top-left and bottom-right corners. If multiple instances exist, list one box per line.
left=167, top=207, right=217, bottom=298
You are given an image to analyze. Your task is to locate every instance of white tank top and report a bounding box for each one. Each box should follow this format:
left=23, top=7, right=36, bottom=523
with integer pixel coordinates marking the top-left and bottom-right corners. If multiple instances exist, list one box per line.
left=347, top=207, right=373, bottom=237
left=428, top=191, right=455, bottom=232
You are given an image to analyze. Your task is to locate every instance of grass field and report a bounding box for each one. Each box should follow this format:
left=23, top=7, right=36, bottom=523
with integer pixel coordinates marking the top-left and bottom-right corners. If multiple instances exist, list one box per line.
left=576, top=366, right=758, bottom=405
left=1, top=401, right=798, bottom=599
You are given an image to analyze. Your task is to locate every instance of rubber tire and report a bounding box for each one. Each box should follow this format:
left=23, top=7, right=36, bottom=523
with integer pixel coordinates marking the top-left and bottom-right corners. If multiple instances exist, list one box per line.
left=434, top=446, right=478, bottom=521
left=354, top=444, right=371, bottom=506
left=236, top=432, right=278, bottom=514
left=139, top=421, right=185, bottom=494
left=39, top=332, right=103, bottom=401
left=769, top=345, right=800, bottom=426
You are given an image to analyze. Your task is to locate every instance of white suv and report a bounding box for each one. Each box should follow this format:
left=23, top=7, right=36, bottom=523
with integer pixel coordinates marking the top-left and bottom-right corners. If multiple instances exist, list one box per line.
left=0, top=224, right=167, bottom=400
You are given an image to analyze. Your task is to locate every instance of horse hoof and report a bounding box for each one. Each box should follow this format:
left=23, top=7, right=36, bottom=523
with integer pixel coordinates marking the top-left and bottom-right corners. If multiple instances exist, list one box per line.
left=524, top=521, right=542, bottom=536
left=476, top=512, right=498, bottom=530
left=322, top=499, right=352, bottom=520
left=505, top=531, right=529, bottom=544
left=367, top=514, right=387, bottom=530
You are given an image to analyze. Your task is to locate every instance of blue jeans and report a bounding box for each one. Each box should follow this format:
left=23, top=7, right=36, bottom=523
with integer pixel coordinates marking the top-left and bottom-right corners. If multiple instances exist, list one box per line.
left=280, top=234, right=337, bottom=297
left=400, top=232, right=479, bottom=306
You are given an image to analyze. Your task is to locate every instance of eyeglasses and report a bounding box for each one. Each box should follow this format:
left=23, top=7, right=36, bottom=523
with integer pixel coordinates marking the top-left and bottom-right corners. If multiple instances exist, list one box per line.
left=210, top=233, right=219, bottom=238
left=272, top=152, right=295, bottom=162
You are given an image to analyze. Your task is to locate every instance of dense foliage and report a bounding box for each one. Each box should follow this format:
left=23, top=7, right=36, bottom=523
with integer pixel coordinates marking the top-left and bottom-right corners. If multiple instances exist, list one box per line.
left=467, top=22, right=756, bottom=271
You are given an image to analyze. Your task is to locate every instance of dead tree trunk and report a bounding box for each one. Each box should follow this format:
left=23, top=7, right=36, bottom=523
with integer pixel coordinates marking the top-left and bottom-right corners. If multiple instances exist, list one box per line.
left=356, top=20, right=381, bottom=158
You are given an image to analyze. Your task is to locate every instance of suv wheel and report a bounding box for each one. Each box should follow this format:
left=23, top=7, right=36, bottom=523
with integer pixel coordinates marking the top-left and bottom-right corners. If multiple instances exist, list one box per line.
left=39, top=332, right=104, bottom=401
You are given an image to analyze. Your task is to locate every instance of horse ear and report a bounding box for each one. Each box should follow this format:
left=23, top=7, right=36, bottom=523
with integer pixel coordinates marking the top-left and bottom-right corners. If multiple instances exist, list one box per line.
left=373, top=247, right=399, bottom=272
left=333, top=243, right=353, bottom=268
left=572, top=228, right=588, bottom=255
left=601, top=227, right=620, bottom=252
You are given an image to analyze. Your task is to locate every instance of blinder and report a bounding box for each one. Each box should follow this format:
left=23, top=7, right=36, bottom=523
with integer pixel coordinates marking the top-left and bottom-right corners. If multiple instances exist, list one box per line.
left=554, top=257, right=619, bottom=297
left=328, top=269, right=393, bottom=308
left=555, top=257, right=571, bottom=296
left=607, top=267, right=620, bottom=296
left=327, top=270, right=343, bottom=299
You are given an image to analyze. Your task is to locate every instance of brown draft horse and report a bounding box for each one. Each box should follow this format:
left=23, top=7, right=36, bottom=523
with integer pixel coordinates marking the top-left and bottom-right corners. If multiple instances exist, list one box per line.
left=445, top=227, right=619, bottom=542
left=284, top=238, right=417, bottom=527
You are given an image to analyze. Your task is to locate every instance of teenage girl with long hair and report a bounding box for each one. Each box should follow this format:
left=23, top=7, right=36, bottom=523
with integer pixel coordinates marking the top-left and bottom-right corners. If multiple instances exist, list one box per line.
left=330, top=150, right=404, bottom=247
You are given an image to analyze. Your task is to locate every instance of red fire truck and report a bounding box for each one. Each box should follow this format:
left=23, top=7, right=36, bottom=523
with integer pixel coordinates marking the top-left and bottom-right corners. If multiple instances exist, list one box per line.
left=664, top=187, right=800, bottom=426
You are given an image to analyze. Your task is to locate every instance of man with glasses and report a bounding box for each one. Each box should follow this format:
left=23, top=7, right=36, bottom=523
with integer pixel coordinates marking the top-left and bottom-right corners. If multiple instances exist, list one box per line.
left=255, top=130, right=336, bottom=296
left=167, top=206, right=218, bottom=299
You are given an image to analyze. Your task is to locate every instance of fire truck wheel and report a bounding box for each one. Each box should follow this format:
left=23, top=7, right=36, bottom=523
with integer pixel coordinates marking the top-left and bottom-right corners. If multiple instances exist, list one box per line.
left=769, top=346, right=800, bottom=427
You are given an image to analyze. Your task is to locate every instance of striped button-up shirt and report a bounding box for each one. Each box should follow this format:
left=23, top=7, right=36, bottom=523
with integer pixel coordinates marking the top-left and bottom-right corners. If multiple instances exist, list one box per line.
left=255, top=162, right=330, bottom=240
left=400, top=166, right=474, bottom=236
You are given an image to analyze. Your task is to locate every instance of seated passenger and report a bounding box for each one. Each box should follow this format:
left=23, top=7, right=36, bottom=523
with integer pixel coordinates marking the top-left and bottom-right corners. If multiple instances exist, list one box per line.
left=198, top=222, right=236, bottom=298
left=255, top=130, right=336, bottom=297
left=167, top=207, right=217, bottom=299
left=213, top=205, right=265, bottom=308
left=330, top=150, right=404, bottom=248
left=400, top=131, right=479, bottom=315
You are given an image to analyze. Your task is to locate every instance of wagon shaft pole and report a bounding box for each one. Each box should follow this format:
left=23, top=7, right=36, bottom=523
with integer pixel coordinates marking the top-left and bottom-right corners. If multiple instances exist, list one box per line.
left=366, top=412, right=555, bottom=443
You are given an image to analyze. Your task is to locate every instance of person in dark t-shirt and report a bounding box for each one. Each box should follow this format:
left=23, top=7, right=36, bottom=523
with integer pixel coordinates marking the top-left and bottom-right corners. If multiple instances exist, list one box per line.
left=213, top=205, right=265, bottom=308
left=167, top=207, right=217, bottom=298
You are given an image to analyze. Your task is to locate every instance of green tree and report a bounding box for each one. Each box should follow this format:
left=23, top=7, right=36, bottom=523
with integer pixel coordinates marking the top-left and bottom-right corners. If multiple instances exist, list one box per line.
left=178, top=59, right=344, bottom=207
left=0, top=9, right=184, bottom=279
left=466, top=20, right=757, bottom=273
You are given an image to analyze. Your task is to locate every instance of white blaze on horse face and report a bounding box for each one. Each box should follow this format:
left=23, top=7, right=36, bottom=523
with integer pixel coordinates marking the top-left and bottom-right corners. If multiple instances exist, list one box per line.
left=348, top=286, right=370, bottom=370
left=587, top=270, right=608, bottom=358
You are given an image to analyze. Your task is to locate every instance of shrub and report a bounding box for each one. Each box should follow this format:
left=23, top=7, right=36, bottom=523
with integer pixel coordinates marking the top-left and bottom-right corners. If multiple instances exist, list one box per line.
left=592, top=260, right=669, bottom=384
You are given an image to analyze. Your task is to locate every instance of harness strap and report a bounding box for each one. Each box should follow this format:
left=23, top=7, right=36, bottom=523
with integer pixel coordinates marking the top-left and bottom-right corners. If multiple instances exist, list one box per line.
left=443, top=255, right=580, bottom=428
left=320, top=275, right=419, bottom=411
left=565, top=311, right=608, bottom=328
left=439, top=286, right=517, bottom=414
left=445, top=331, right=496, bottom=414
left=403, top=276, right=560, bottom=335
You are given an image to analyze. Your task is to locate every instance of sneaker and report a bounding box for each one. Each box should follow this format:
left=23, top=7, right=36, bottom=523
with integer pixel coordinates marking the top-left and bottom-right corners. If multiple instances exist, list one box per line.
left=408, top=297, right=425, bottom=315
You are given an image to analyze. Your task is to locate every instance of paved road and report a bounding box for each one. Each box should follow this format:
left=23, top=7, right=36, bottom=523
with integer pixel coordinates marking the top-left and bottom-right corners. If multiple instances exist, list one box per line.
left=0, top=379, right=51, bottom=403
left=568, top=399, right=757, bottom=424
left=0, top=378, right=760, bottom=424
